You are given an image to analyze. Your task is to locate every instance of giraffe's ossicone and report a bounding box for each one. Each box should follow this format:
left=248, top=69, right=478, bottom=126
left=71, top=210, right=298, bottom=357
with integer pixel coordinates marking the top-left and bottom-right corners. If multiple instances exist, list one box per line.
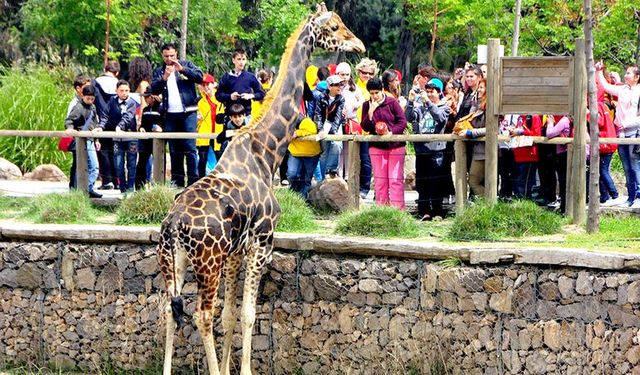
left=157, top=3, right=365, bottom=375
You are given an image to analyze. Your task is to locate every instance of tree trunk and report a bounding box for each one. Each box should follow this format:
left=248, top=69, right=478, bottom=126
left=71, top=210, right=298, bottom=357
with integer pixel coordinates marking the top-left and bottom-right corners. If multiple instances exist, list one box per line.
left=512, top=0, right=522, bottom=56
left=584, top=0, right=600, bottom=233
left=429, top=0, right=438, bottom=65
left=104, top=0, right=111, bottom=68
left=179, top=0, right=189, bottom=60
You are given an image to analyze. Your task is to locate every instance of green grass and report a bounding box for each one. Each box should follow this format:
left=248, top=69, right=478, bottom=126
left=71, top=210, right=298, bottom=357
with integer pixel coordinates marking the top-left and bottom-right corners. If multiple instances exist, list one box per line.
left=447, top=199, right=564, bottom=241
left=274, top=188, right=320, bottom=233
left=20, top=191, right=101, bottom=224
left=335, top=205, right=422, bottom=238
left=115, top=184, right=177, bottom=225
left=561, top=216, right=640, bottom=251
left=0, top=65, right=75, bottom=174
left=0, top=196, right=31, bottom=219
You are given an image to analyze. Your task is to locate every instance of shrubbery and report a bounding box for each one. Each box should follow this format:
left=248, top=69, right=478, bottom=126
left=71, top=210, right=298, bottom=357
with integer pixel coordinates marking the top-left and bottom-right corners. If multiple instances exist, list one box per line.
left=274, top=188, right=319, bottom=233
left=0, top=64, right=77, bottom=174
left=116, top=184, right=178, bottom=225
left=447, top=199, right=564, bottom=241
left=335, top=205, right=422, bottom=238
left=23, top=191, right=99, bottom=224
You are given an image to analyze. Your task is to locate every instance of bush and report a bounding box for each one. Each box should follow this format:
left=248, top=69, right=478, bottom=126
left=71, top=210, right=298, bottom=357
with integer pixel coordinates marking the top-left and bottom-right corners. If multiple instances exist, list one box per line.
left=0, top=64, right=75, bottom=173
left=116, top=184, right=178, bottom=225
left=274, top=188, right=319, bottom=233
left=22, top=191, right=98, bottom=224
left=447, top=199, right=564, bottom=241
left=335, top=205, right=421, bottom=238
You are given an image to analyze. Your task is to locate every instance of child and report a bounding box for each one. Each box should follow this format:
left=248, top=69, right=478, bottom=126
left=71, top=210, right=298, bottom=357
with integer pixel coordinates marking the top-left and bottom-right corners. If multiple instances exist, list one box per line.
left=196, top=74, right=218, bottom=178
left=405, top=78, right=451, bottom=220
left=314, top=74, right=346, bottom=178
left=216, top=103, right=247, bottom=156
left=64, top=85, right=102, bottom=198
left=135, top=88, right=163, bottom=189
left=95, top=80, right=138, bottom=193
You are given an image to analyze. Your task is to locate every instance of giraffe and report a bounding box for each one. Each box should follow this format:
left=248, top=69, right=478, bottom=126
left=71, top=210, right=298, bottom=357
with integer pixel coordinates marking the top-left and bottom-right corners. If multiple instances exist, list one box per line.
left=157, top=4, right=365, bottom=375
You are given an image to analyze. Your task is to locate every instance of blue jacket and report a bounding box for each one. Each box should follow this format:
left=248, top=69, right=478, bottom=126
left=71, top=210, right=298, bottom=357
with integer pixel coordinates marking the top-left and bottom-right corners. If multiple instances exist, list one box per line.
left=215, top=71, right=265, bottom=116
left=99, top=96, right=137, bottom=132
left=151, top=60, right=203, bottom=113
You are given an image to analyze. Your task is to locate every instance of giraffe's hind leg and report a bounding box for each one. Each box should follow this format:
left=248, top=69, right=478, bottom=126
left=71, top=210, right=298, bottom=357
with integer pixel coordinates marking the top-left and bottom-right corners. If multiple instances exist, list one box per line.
left=220, top=251, right=244, bottom=375
left=160, top=243, right=189, bottom=375
left=239, top=239, right=272, bottom=375
left=194, top=264, right=223, bottom=375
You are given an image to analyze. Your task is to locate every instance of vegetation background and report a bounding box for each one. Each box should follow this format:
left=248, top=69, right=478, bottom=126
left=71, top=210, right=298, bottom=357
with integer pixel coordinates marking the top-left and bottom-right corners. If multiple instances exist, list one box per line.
left=0, top=0, right=638, bottom=172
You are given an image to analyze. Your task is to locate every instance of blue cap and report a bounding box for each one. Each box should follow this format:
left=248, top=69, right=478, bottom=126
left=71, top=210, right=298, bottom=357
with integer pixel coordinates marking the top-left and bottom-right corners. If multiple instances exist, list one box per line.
left=316, top=81, right=328, bottom=91
left=426, top=78, right=444, bottom=92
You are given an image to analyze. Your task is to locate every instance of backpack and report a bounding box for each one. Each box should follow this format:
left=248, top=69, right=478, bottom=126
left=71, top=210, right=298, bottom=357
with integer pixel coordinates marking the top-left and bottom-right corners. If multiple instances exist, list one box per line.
left=453, top=111, right=481, bottom=134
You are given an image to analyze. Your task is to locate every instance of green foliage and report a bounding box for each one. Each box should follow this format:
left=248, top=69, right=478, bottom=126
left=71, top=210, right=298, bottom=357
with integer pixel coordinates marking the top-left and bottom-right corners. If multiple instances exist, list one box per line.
left=274, top=188, right=320, bottom=233
left=116, top=184, right=177, bottom=225
left=435, top=257, right=462, bottom=268
left=447, top=199, right=564, bottom=241
left=0, top=64, right=73, bottom=173
left=22, top=191, right=99, bottom=224
left=255, top=0, right=310, bottom=67
left=335, top=205, right=421, bottom=238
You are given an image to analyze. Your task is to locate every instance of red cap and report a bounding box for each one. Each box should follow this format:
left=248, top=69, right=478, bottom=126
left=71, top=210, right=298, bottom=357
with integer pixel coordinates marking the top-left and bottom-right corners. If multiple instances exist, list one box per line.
left=394, top=69, right=402, bottom=83
left=202, top=74, right=215, bottom=84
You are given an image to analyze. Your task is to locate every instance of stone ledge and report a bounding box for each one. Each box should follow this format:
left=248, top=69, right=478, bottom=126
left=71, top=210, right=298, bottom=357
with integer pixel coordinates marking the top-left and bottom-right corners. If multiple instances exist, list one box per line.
left=1, top=222, right=639, bottom=271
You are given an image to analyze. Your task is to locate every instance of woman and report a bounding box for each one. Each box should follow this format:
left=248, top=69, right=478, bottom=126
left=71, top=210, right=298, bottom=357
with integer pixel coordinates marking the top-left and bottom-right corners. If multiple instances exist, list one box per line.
left=361, top=78, right=407, bottom=210
left=406, top=78, right=450, bottom=219
left=335, top=62, right=364, bottom=179
left=457, top=78, right=487, bottom=197
left=128, top=57, right=153, bottom=112
left=354, top=58, right=379, bottom=198
left=596, top=62, right=640, bottom=207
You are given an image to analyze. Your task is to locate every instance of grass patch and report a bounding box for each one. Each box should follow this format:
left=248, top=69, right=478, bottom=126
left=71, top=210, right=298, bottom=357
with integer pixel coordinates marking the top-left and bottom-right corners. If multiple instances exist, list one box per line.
left=0, top=195, right=31, bottom=219
left=561, top=216, right=640, bottom=251
left=274, top=188, right=320, bottom=233
left=335, top=205, right=422, bottom=238
left=116, top=184, right=177, bottom=225
left=20, top=191, right=100, bottom=224
left=447, top=199, right=564, bottom=241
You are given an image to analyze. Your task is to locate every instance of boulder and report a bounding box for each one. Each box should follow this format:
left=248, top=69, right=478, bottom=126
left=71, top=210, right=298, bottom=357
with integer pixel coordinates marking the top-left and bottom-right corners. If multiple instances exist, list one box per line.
left=0, top=158, right=22, bottom=180
left=24, top=164, right=67, bottom=182
left=308, top=176, right=351, bottom=212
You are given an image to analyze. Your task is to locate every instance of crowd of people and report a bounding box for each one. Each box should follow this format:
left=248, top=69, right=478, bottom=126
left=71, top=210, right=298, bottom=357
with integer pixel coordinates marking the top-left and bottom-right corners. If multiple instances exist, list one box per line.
left=62, top=44, right=640, bottom=220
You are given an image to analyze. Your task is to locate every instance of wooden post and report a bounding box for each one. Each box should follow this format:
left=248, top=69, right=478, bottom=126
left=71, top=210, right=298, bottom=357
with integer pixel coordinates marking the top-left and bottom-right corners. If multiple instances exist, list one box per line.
left=584, top=0, right=600, bottom=233
left=76, top=137, right=89, bottom=193
left=454, top=139, right=467, bottom=215
left=570, top=38, right=587, bottom=224
left=347, top=139, right=361, bottom=209
left=484, top=38, right=500, bottom=203
left=565, top=144, right=574, bottom=216
left=152, top=139, right=166, bottom=184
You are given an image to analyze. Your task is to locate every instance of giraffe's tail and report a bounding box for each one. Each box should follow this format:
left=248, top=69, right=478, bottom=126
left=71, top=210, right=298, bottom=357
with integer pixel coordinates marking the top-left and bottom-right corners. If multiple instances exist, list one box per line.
left=171, top=297, right=185, bottom=328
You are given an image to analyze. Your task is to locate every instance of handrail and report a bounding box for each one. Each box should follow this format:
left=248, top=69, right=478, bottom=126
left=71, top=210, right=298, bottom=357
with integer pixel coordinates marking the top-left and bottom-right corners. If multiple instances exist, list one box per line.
left=1, top=130, right=638, bottom=145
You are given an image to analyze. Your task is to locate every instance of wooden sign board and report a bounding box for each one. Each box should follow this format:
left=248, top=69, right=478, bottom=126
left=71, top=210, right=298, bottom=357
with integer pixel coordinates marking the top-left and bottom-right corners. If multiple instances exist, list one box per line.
left=499, top=57, right=574, bottom=115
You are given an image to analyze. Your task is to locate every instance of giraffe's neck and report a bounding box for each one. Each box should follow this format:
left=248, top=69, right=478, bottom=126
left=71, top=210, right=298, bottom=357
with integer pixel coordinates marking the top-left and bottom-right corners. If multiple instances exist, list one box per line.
left=244, top=21, right=315, bottom=179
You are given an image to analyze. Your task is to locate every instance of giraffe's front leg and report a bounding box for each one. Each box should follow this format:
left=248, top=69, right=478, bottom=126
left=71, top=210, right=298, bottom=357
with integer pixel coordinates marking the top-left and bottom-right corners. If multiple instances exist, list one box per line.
left=239, top=239, right=272, bottom=375
left=220, top=251, right=243, bottom=375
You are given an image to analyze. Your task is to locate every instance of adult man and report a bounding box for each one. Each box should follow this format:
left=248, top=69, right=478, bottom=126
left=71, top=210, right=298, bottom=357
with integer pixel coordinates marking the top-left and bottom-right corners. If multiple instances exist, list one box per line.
left=215, top=48, right=265, bottom=119
left=151, top=43, right=204, bottom=187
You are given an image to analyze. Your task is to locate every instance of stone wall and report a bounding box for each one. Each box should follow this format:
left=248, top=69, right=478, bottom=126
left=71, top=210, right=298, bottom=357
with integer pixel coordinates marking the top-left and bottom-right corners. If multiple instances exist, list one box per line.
left=1, top=240, right=640, bottom=375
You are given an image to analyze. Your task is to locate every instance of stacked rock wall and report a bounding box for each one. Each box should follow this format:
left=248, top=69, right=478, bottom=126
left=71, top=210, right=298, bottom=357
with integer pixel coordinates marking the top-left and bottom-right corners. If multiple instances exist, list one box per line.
left=1, top=241, right=640, bottom=374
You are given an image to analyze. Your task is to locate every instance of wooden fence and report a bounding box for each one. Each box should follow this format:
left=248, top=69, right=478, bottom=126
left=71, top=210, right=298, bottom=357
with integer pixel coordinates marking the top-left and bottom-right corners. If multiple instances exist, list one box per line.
left=1, top=37, right=638, bottom=222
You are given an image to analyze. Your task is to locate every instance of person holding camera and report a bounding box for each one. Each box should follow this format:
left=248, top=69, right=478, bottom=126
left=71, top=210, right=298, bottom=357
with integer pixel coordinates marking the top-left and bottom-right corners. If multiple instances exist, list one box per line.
left=405, top=78, right=450, bottom=220
left=151, top=42, right=204, bottom=188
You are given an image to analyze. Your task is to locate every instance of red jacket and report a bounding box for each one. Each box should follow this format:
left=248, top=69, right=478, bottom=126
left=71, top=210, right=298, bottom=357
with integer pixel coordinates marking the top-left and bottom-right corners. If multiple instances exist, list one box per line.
left=513, top=115, right=542, bottom=163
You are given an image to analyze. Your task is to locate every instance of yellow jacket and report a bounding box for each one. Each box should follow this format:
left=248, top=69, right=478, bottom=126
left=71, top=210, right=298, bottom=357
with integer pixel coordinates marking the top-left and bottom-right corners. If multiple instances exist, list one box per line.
left=197, top=93, right=222, bottom=149
left=251, top=83, right=272, bottom=119
left=288, top=117, right=321, bottom=157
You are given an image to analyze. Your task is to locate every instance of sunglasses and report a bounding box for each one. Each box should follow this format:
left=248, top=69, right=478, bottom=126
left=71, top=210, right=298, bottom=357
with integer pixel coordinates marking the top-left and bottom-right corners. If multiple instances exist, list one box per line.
left=359, top=70, right=375, bottom=76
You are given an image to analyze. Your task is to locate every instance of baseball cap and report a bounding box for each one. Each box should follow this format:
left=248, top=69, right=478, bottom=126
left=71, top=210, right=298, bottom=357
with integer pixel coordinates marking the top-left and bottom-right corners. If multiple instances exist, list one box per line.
left=202, top=74, right=215, bottom=84
left=426, top=78, right=444, bottom=92
left=326, top=75, right=344, bottom=86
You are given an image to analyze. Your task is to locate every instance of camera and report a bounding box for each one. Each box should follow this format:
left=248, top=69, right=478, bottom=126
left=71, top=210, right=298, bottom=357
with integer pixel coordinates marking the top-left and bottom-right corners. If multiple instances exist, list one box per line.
left=413, top=88, right=421, bottom=94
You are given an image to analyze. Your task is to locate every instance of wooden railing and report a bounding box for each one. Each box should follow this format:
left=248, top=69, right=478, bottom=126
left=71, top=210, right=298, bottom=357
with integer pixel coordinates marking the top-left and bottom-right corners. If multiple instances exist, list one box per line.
left=2, top=129, right=638, bottom=220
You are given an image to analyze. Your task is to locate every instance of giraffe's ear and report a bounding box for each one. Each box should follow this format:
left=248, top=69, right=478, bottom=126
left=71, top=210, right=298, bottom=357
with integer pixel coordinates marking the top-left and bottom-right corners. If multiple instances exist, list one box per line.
left=320, top=2, right=328, bottom=12
left=314, top=11, right=332, bottom=27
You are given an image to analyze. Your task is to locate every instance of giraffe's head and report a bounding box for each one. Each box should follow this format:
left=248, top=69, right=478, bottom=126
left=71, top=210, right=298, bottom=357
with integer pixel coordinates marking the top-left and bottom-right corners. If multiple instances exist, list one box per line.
left=310, top=3, right=365, bottom=54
